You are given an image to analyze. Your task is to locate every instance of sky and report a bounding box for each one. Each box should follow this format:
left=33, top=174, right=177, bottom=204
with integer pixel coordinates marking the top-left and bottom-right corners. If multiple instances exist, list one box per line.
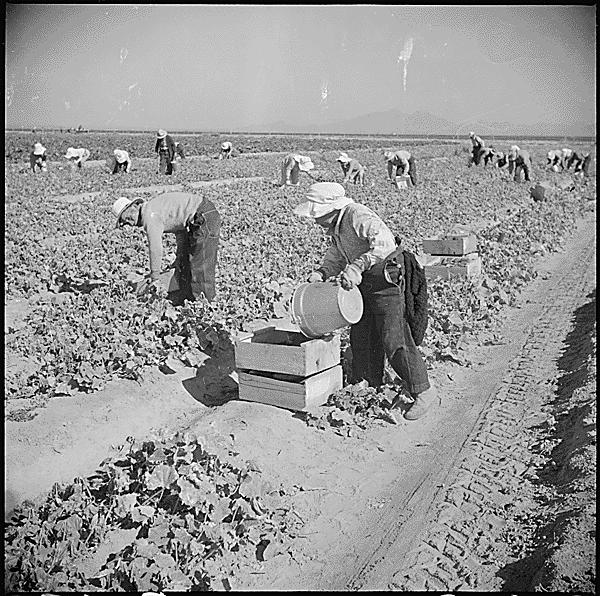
left=5, top=4, right=597, bottom=133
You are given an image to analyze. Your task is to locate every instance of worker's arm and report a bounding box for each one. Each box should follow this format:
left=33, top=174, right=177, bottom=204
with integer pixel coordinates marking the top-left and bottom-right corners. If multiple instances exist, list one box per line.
left=144, top=216, right=165, bottom=280
left=319, top=243, right=347, bottom=280
left=348, top=210, right=397, bottom=273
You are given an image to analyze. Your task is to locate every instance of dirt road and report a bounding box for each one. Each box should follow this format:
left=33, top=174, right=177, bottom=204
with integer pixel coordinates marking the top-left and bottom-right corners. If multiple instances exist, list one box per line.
left=4, top=214, right=596, bottom=590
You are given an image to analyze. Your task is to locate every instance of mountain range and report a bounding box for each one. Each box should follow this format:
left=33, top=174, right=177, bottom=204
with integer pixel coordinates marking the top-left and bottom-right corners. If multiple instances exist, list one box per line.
left=242, top=109, right=596, bottom=138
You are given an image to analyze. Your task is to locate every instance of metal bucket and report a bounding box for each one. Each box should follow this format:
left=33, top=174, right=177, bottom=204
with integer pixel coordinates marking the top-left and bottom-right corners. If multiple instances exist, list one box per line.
left=291, top=281, right=364, bottom=338
left=395, top=175, right=410, bottom=189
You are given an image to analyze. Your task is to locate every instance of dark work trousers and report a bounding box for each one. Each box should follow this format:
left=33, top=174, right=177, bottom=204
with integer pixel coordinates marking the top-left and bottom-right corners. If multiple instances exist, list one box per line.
left=408, top=157, right=418, bottom=186
left=513, top=158, right=531, bottom=182
left=350, top=263, right=430, bottom=396
left=113, top=161, right=127, bottom=174
left=158, top=151, right=173, bottom=175
left=174, top=199, right=221, bottom=303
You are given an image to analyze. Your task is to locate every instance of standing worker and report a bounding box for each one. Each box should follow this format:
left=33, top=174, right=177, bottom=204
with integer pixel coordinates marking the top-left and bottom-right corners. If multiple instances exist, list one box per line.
left=112, top=191, right=221, bottom=304
left=219, top=141, right=233, bottom=160
left=508, top=145, right=532, bottom=182
left=337, top=152, right=366, bottom=185
left=30, top=142, right=48, bottom=173
left=111, top=149, right=132, bottom=174
left=384, top=150, right=417, bottom=187
left=468, top=131, right=485, bottom=166
left=155, top=129, right=176, bottom=175
left=280, top=153, right=315, bottom=186
left=294, top=182, right=437, bottom=420
left=64, top=146, right=90, bottom=170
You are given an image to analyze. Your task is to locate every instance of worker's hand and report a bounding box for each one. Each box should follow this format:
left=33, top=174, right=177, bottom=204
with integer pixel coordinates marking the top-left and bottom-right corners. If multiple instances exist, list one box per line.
left=340, top=264, right=362, bottom=290
left=307, top=271, right=324, bottom=283
left=136, top=276, right=167, bottom=296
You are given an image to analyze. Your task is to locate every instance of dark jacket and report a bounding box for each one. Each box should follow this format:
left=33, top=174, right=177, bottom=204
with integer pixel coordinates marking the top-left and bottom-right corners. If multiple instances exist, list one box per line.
left=155, top=135, right=176, bottom=162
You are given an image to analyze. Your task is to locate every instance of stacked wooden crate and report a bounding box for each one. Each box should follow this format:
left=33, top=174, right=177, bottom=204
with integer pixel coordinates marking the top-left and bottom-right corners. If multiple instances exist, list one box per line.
left=421, top=233, right=482, bottom=280
left=234, top=326, right=342, bottom=411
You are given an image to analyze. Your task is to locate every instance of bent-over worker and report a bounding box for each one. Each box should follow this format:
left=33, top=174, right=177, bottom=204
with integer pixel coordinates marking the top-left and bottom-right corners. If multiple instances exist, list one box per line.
left=112, top=149, right=132, bottom=174
left=508, top=145, right=532, bottom=182
left=337, top=152, right=365, bottom=185
left=30, top=142, right=48, bottom=173
left=112, top=191, right=221, bottom=304
left=280, top=153, right=315, bottom=186
left=384, top=150, right=417, bottom=186
left=468, top=131, right=485, bottom=166
left=65, top=147, right=90, bottom=169
left=567, top=151, right=591, bottom=176
left=294, top=182, right=437, bottom=420
left=219, top=141, right=233, bottom=160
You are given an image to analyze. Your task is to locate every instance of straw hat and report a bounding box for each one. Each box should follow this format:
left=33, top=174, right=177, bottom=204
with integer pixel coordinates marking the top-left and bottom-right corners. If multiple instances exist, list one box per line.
left=469, top=131, right=475, bottom=137
left=156, top=129, right=167, bottom=139
left=112, top=196, right=142, bottom=227
left=383, top=151, right=394, bottom=160
left=293, top=182, right=353, bottom=219
left=64, top=147, right=77, bottom=159
left=296, top=155, right=314, bottom=172
left=32, top=142, right=46, bottom=155
left=221, top=141, right=232, bottom=150
left=113, top=149, right=129, bottom=162
left=337, top=152, right=351, bottom=163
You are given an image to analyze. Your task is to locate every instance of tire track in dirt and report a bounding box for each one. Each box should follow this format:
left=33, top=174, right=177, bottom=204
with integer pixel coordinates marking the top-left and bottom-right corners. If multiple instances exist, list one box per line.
left=336, top=216, right=596, bottom=592
left=386, top=222, right=596, bottom=591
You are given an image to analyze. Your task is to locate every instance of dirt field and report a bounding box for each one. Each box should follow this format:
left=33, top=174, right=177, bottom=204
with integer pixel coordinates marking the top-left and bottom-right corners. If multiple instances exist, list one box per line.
left=5, top=207, right=595, bottom=591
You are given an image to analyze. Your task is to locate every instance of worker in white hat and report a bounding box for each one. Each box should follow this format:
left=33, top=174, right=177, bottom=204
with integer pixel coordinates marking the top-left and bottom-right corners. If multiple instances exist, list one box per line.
left=384, top=150, right=418, bottom=186
left=294, top=182, right=436, bottom=420
left=560, top=147, right=573, bottom=169
left=507, top=144, right=532, bottom=182
left=546, top=149, right=562, bottom=171
left=219, top=141, right=233, bottom=160
left=112, top=191, right=221, bottom=304
left=337, top=152, right=366, bottom=185
left=30, top=142, right=48, bottom=173
left=154, top=129, right=176, bottom=175
left=280, top=153, right=315, bottom=186
left=64, top=146, right=91, bottom=169
left=468, top=131, right=485, bottom=166
left=111, top=149, right=132, bottom=174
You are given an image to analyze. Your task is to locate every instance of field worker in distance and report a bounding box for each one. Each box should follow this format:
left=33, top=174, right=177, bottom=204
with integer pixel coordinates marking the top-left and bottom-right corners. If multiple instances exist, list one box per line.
left=171, top=142, right=186, bottom=173
left=566, top=150, right=591, bottom=176
left=468, top=131, right=485, bottom=166
left=280, top=153, right=315, bottom=186
left=295, top=182, right=437, bottom=420
left=479, top=146, right=496, bottom=167
left=64, top=146, right=90, bottom=169
left=30, top=142, right=48, bottom=173
left=508, top=145, right=532, bottom=182
left=495, top=150, right=509, bottom=169
left=337, top=152, right=365, bottom=185
left=154, top=129, right=176, bottom=175
left=111, top=149, right=132, bottom=174
left=112, top=191, right=221, bottom=304
left=561, top=147, right=573, bottom=169
left=384, top=150, right=418, bottom=187
left=219, top=141, right=233, bottom=160
left=546, top=149, right=564, bottom=172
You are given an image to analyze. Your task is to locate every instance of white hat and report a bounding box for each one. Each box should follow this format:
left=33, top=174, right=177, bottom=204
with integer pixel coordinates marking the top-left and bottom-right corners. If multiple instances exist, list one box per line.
left=221, top=141, right=232, bottom=150
left=337, top=152, right=351, bottom=163
left=157, top=129, right=167, bottom=139
left=296, top=155, right=314, bottom=172
left=293, top=182, right=353, bottom=219
left=112, top=196, right=136, bottom=226
left=113, top=149, right=129, bottom=162
left=64, top=147, right=77, bottom=159
left=32, top=142, right=46, bottom=155
left=383, top=151, right=394, bottom=160
left=469, top=131, right=475, bottom=137
left=510, top=145, right=520, bottom=152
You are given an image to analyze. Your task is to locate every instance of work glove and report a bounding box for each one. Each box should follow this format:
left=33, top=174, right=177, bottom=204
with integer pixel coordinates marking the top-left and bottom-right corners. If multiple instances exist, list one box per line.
left=307, top=271, right=325, bottom=283
left=340, top=264, right=362, bottom=290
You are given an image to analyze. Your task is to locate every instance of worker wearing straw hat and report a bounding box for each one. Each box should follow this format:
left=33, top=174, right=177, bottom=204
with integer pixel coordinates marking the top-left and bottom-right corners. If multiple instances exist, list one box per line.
left=219, top=141, right=233, bottom=160
left=546, top=149, right=564, bottom=172
left=154, top=129, right=176, bottom=175
left=507, top=145, right=532, bottom=182
left=468, top=131, right=485, bottom=166
left=111, top=149, right=132, bottom=174
left=295, top=182, right=437, bottom=420
left=280, top=153, right=315, bottom=186
left=112, top=191, right=221, bottom=304
left=64, top=146, right=90, bottom=169
left=337, top=152, right=365, bottom=185
left=30, top=142, right=48, bottom=173
left=384, top=150, right=418, bottom=186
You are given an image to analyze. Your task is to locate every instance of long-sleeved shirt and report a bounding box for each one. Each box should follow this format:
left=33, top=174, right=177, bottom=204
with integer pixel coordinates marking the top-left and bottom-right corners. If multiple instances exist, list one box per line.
left=341, top=159, right=365, bottom=181
left=154, top=135, right=176, bottom=161
left=140, top=192, right=207, bottom=278
left=386, top=150, right=412, bottom=177
left=470, top=135, right=484, bottom=149
left=318, top=202, right=397, bottom=279
left=67, top=148, right=90, bottom=164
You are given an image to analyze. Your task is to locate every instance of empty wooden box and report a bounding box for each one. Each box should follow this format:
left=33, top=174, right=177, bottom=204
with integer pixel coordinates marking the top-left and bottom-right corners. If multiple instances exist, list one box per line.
left=422, top=234, right=478, bottom=256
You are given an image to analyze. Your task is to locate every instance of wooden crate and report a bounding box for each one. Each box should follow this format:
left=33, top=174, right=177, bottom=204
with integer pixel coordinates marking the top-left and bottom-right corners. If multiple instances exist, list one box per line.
left=424, top=253, right=482, bottom=280
left=422, top=234, right=478, bottom=256
left=234, top=327, right=340, bottom=377
left=238, top=365, right=343, bottom=411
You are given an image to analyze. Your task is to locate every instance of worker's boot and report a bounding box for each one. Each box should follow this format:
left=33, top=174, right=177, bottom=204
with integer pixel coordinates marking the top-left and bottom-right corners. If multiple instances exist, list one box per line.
left=404, top=385, right=437, bottom=420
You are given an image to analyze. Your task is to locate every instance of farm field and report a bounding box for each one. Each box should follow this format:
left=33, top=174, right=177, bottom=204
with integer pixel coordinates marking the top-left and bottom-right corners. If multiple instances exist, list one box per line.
left=4, top=131, right=597, bottom=592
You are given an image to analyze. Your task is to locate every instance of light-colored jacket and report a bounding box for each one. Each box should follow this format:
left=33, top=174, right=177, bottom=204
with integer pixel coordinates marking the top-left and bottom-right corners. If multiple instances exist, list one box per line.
left=341, top=158, right=365, bottom=181
left=67, top=148, right=90, bottom=163
left=319, top=202, right=397, bottom=278
left=140, top=192, right=206, bottom=278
